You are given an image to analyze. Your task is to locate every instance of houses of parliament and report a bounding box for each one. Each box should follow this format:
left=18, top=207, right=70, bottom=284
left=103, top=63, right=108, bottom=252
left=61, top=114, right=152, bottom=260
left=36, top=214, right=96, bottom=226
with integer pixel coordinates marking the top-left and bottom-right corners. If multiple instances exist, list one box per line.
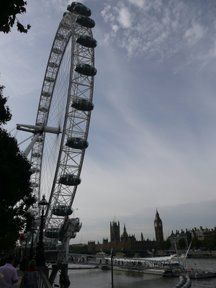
left=73, top=210, right=216, bottom=255
left=87, top=210, right=164, bottom=255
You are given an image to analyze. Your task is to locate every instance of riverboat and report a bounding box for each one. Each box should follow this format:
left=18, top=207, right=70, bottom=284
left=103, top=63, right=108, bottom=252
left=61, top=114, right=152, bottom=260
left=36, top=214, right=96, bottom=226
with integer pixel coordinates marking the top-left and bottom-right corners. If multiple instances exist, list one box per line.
left=101, top=255, right=184, bottom=277
left=187, top=269, right=216, bottom=279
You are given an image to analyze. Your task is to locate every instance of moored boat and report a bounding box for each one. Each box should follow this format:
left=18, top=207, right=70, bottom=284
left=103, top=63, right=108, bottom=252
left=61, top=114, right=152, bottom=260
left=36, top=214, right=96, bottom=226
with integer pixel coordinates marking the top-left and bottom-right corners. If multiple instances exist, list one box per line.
left=187, top=269, right=216, bottom=279
left=100, top=255, right=184, bottom=277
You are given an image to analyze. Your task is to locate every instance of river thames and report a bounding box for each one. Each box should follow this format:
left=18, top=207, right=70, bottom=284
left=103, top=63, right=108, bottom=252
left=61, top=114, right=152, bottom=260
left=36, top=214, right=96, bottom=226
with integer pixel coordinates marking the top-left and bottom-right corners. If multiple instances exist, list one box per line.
left=67, top=258, right=216, bottom=288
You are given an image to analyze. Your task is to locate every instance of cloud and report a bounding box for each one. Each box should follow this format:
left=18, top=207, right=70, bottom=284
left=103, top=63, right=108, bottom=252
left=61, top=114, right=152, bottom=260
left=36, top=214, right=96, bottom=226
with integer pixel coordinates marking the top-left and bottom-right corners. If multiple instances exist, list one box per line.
left=118, top=6, right=132, bottom=28
left=128, top=0, right=146, bottom=8
left=101, top=3, right=132, bottom=30
left=100, top=0, right=216, bottom=67
left=101, top=4, right=115, bottom=23
left=112, top=24, right=119, bottom=32
left=184, top=22, right=205, bottom=46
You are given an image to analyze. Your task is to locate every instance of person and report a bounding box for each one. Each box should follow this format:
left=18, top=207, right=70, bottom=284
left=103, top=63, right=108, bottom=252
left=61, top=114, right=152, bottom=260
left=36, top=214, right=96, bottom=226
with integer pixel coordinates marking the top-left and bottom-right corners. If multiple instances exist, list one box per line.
left=19, top=255, right=29, bottom=274
left=22, top=259, right=38, bottom=288
left=0, top=255, right=19, bottom=288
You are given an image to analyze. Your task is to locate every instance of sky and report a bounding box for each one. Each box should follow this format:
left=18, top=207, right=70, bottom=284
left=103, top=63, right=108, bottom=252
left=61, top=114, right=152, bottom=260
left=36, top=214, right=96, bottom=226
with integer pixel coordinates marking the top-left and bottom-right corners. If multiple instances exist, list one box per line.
left=1, top=0, right=216, bottom=243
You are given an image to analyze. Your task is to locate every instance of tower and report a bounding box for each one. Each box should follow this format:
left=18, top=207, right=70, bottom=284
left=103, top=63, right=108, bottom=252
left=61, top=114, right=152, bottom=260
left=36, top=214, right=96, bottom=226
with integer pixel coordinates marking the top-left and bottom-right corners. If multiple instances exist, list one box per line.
left=110, top=221, right=120, bottom=243
left=121, top=224, right=129, bottom=242
left=154, top=210, right=164, bottom=244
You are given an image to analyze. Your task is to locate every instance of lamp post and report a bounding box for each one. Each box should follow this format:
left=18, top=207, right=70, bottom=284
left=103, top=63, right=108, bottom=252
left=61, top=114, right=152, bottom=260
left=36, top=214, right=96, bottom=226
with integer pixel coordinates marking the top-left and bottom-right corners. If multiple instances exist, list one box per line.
left=29, top=215, right=36, bottom=260
left=111, top=248, right=114, bottom=288
left=36, top=195, right=48, bottom=267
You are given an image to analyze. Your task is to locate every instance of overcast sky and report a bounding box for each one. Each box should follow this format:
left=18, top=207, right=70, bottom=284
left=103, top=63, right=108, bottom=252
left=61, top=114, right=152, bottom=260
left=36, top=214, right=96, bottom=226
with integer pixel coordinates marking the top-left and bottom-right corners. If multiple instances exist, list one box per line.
left=1, top=0, right=216, bottom=243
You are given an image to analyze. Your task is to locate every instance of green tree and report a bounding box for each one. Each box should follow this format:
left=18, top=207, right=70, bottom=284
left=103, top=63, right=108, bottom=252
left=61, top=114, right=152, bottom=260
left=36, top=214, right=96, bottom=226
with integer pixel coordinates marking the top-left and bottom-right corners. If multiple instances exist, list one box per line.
left=0, top=0, right=30, bottom=33
left=0, top=85, right=35, bottom=251
left=163, top=239, right=171, bottom=250
left=191, top=237, right=202, bottom=249
left=178, top=238, right=187, bottom=250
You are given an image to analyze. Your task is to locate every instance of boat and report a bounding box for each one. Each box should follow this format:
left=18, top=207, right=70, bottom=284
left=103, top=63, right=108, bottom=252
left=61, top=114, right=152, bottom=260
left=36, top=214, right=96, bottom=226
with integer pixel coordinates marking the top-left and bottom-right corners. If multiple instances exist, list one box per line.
left=187, top=269, right=216, bottom=279
left=177, top=241, right=216, bottom=280
left=100, top=255, right=184, bottom=277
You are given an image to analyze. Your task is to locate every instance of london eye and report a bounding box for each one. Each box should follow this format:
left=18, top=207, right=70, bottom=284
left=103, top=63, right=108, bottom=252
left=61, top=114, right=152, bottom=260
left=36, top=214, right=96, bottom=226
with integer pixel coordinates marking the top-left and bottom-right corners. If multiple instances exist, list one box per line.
left=17, top=1, right=97, bottom=279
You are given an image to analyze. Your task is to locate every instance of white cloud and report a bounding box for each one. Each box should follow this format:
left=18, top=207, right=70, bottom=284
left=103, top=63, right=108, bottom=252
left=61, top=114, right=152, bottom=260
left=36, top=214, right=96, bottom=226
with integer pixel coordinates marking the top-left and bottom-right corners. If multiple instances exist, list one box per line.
left=112, top=24, right=119, bottom=32
left=101, top=3, right=132, bottom=29
left=100, top=4, right=115, bottom=23
left=100, top=0, right=215, bottom=67
left=118, top=6, right=132, bottom=28
left=184, top=22, right=205, bottom=45
left=128, top=0, right=146, bottom=8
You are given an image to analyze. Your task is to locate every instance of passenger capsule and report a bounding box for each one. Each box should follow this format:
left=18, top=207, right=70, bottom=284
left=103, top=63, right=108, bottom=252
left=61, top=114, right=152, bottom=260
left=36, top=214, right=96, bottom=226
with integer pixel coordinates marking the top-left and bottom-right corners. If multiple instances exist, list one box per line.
left=45, top=228, right=59, bottom=239
left=75, top=63, right=97, bottom=76
left=66, top=137, right=88, bottom=149
left=63, top=12, right=70, bottom=17
left=31, top=182, right=39, bottom=187
left=72, top=97, right=94, bottom=111
left=67, top=2, right=91, bottom=17
left=36, top=137, right=43, bottom=142
left=71, top=217, right=82, bottom=232
left=59, top=174, right=81, bottom=186
left=52, top=48, right=62, bottom=54
left=45, top=76, right=55, bottom=82
left=42, top=91, right=51, bottom=98
left=76, top=35, right=97, bottom=48
left=76, top=16, right=95, bottom=29
left=60, top=22, right=71, bottom=30
left=32, top=152, right=41, bottom=158
left=48, top=62, right=58, bottom=68
left=56, top=34, right=65, bottom=41
left=52, top=205, right=73, bottom=216
left=39, top=106, right=48, bottom=113
left=31, top=167, right=40, bottom=173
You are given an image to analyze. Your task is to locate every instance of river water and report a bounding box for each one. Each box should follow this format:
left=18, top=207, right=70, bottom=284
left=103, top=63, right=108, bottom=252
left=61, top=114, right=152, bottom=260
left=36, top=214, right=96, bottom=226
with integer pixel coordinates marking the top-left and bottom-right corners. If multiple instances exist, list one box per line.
left=67, top=259, right=216, bottom=288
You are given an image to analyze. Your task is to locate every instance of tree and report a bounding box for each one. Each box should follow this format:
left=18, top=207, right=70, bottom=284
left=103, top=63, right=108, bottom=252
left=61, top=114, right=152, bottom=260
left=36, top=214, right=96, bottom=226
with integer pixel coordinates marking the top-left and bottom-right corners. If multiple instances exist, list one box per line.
left=0, top=0, right=30, bottom=33
left=0, top=85, right=35, bottom=251
left=163, top=239, right=171, bottom=250
left=0, top=86, right=11, bottom=124
left=178, top=238, right=187, bottom=250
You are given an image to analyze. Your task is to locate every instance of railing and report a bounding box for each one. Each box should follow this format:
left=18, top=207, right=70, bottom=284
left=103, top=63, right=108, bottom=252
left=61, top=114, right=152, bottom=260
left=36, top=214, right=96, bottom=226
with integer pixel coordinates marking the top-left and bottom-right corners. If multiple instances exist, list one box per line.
left=175, top=275, right=191, bottom=288
left=19, top=269, right=52, bottom=288
left=38, top=268, right=52, bottom=288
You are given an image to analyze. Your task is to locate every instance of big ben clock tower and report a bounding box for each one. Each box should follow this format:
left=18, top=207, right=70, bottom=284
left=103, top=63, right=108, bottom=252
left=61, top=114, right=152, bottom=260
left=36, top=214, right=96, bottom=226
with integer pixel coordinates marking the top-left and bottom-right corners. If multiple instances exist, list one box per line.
left=154, top=210, right=164, bottom=244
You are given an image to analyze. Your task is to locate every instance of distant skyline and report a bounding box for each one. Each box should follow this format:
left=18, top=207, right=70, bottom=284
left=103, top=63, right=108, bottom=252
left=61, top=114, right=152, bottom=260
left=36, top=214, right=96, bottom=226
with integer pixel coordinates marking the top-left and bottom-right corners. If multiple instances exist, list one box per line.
left=77, top=200, right=216, bottom=243
left=1, top=0, right=216, bottom=243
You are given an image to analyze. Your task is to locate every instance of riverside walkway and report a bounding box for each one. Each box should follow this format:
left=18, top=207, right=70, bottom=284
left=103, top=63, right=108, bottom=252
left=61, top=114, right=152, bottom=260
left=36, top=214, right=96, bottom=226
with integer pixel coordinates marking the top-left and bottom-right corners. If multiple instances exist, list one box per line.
left=17, top=269, right=51, bottom=288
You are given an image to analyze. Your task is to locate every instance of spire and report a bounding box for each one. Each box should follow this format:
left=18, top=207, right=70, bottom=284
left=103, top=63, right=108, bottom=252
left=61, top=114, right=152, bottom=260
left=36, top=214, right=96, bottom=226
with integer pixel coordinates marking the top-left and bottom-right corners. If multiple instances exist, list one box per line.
left=155, top=209, right=160, bottom=221
left=123, top=224, right=127, bottom=233
left=121, top=224, right=128, bottom=241
left=154, top=209, right=164, bottom=244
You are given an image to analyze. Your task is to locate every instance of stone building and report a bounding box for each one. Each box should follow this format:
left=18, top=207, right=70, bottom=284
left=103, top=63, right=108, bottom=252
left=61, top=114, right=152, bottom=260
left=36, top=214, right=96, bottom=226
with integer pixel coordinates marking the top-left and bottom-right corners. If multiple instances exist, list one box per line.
left=110, top=221, right=120, bottom=243
left=88, top=220, right=155, bottom=256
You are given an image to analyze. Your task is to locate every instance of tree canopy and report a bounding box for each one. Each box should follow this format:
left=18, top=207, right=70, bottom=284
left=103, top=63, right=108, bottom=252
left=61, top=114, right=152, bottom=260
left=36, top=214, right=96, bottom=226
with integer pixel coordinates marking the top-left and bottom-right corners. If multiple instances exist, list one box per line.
left=0, top=0, right=30, bottom=33
left=0, top=86, right=35, bottom=250
left=0, top=86, right=11, bottom=124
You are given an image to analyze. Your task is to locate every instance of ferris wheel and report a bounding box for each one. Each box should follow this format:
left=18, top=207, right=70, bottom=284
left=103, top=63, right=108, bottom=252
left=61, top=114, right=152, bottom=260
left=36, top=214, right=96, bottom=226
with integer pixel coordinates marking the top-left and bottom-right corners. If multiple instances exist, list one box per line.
left=17, top=2, right=97, bottom=254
